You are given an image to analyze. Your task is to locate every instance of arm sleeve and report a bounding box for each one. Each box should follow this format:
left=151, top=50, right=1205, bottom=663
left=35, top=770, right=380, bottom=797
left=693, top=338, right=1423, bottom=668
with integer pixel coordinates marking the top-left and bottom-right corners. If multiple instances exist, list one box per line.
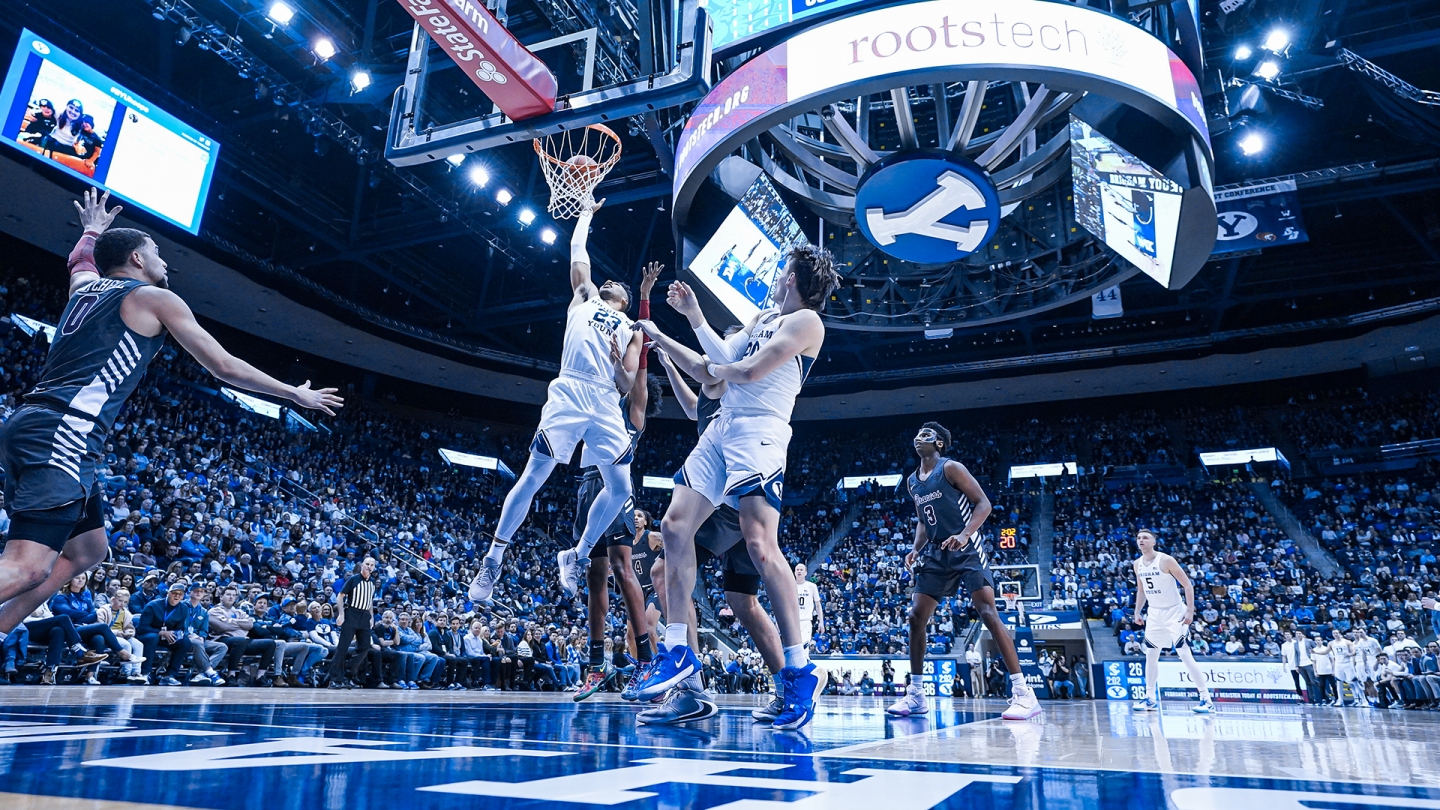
left=694, top=325, right=747, bottom=364
left=67, top=231, right=100, bottom=276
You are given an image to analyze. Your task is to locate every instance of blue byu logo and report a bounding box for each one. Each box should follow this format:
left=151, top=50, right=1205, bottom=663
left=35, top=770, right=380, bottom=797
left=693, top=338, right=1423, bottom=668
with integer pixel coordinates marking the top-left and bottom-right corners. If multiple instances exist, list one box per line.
left=855, top=149, right=1000, bottom=264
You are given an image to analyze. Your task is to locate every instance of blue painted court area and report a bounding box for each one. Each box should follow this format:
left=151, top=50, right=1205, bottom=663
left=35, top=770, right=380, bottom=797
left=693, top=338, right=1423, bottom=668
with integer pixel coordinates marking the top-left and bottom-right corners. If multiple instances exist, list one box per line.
left=0, top=693, right=1438, bottom=809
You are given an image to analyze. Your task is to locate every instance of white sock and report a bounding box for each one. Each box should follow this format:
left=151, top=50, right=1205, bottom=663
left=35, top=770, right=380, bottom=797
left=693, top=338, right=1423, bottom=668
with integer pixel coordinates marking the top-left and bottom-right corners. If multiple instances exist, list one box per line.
left=484, top=541, right=507, bottom=566
left=1010, top=672, right=1028, bottom=695
left=783, top=644, right=808, bottom=670
left=664, top=623, right=689, bottom=651
left=1145, top=646, right=1162, bottom=701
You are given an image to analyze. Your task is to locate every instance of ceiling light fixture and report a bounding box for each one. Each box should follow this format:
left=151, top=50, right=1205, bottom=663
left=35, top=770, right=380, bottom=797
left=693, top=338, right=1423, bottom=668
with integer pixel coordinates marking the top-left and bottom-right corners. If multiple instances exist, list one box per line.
left=267, top=1, right=296, bottom=24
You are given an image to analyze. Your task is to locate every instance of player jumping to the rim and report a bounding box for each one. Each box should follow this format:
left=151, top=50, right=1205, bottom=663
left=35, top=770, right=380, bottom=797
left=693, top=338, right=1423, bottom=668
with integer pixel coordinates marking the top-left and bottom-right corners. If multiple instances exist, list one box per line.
left=886, top=422, right=1042, bottom=721
left=1132, top=528, right=1214, bottom=713
left=468, top=199, right=644, bottom=605
left=636, top=244, right=839, bottom=730
left=573, top=262, right=666, bottom=702
left=0, top=190, right=342, bottom=657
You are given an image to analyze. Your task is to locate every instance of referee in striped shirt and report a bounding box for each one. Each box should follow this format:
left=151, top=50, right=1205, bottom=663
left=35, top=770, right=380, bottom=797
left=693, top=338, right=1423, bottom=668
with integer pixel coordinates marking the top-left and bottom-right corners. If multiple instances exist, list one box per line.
left=328, top=557, right=378, bottom=689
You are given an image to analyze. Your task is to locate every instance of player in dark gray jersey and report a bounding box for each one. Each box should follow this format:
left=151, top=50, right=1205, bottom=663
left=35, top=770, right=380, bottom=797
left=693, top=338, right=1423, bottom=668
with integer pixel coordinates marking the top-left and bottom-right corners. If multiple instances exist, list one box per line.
left=656, top=347, right=786, bottom=724
left=0, top=189, right=342, bottom=654
left=886, top=421, right=1041, bottom=722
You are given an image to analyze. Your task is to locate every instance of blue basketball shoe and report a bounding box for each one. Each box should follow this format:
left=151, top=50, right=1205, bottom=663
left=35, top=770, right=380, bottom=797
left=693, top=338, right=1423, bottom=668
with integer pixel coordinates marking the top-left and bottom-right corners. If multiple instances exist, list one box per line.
left=772, top=663, right=828, bottom=731
left=635, top=644, right=700, bottom=702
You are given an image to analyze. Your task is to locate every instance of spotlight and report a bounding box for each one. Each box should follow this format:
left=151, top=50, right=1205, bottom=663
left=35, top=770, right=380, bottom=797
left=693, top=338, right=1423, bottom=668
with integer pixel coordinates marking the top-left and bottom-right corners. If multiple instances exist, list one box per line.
left=175, top=26, right=193, bottom=46
left=312, top=37, right=336, bottom=61
left=540, top=227, right=557, bottom=244
left=1262, top=28, right=1290, bottom=52
left=1253, top=60, right=1281, bottom=81
left=1234, top=45, right=1252, bottom=61
left=496, top=188, right=513, bottom=205
left=267, top=1, right=296, bottom=25
left=350, top=69, right=371, bottom=93
left=446, top=153, right=466, bottom=166
left=468, top=166, right=490, bottom=186
left=519, top=207, right=537, bottom=226
left=1237, top=131, right=1265, bottom=155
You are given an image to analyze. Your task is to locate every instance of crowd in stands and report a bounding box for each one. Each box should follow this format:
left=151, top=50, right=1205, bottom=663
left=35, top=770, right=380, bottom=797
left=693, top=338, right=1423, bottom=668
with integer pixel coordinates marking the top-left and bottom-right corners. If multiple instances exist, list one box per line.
left=0, top=255, right=1438, bottom=694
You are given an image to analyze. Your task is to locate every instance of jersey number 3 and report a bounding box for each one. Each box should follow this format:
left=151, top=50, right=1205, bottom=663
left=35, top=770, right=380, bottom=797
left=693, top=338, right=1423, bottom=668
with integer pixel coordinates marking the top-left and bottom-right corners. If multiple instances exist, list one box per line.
left=923, top=504, right=937, bottom=526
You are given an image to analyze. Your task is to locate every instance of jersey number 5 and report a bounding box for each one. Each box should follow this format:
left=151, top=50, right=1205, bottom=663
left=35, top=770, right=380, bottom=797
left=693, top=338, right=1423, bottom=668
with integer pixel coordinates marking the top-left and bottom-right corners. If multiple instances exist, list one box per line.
left=1143, top=575, right=1155, bottom=591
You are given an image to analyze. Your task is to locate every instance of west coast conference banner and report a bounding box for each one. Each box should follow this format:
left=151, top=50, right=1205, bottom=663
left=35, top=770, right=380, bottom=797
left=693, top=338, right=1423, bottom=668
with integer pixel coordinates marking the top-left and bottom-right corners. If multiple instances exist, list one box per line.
left=1212, top=178, right=1309, bottom=255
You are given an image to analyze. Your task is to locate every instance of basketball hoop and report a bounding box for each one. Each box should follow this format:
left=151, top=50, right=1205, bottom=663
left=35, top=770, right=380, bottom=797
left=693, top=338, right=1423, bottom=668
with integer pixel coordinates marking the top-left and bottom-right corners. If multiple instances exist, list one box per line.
left=1000, top=581, right=1022, bottom=614
left=534, top=124, right=623, bottom=219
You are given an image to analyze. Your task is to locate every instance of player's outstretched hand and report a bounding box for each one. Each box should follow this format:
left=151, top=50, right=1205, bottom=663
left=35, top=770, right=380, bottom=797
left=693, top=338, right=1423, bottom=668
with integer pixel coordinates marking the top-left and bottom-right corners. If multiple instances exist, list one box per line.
left=666, top=281, right=702, bottom=321
left=581, top=197, right=606, bottom=216
left=640, top=261, right=663, bottom=297
left=939, top=532, right=971, bottom=551
left=291, top=380, right=344, bottom=415
left=635, top=319, right=663, bottom=339
left=74, top=188, right=122, bottom=234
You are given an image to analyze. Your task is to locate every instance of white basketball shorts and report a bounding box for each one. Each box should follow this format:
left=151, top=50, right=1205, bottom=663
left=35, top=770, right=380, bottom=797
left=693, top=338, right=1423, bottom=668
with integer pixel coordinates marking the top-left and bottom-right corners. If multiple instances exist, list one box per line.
left=1143, top=603, right=1190, bottom=650
left=675, top=410, right=790, bottom=511
left=531, top=373, right=630, bottom=467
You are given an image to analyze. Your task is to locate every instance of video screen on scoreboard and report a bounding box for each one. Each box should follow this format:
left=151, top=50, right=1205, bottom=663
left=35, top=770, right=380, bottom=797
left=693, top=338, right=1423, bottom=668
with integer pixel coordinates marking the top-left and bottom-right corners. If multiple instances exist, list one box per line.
left=0, top=30, right=220, bottom=234
left=710, top=0, right=888, bottom=54
left=1069, top=115, right=1182, bottom=287
left=689, top=174, right=808, bottom=322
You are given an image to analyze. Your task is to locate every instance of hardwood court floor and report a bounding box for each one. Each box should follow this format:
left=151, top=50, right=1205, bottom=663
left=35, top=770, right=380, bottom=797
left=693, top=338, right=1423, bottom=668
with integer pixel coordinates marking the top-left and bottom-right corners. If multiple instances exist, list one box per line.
left=0, top=686, right=1436, bottom=809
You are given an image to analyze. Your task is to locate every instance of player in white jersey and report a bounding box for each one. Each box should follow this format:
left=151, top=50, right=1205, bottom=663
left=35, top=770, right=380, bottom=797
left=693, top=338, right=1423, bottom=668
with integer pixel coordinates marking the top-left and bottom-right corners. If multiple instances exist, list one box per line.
left=794, top=563, right=823, bottom=648
left=635, top=244, right=839, bottom=731
left=1354, top=626, right=1381, bottom=707
left=1330, top=628, right=1364, bottom=707
left=1131, top=529, right=1214, bottom=713
left=468, top=200, right=643, bottom=604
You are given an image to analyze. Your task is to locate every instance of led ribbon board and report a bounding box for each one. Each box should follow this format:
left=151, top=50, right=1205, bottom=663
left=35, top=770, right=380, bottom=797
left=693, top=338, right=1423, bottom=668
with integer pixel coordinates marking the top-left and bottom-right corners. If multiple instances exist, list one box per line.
left=396, top=0, right=557, bottom=121
left=220, top=388, right=282, bottom=419
left=1008, top=462, right=1077, bottom=480
left=673, top=0, right=1215, bottom=285
left=838, top=474, right=904, bottom=488
left=1197, top=447, right=1287, bottom=466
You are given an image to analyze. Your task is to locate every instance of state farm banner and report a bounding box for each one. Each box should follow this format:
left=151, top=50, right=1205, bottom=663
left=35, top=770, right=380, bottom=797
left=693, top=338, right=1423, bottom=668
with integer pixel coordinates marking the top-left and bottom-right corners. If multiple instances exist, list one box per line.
left=397, top=0, right=557, bottom=121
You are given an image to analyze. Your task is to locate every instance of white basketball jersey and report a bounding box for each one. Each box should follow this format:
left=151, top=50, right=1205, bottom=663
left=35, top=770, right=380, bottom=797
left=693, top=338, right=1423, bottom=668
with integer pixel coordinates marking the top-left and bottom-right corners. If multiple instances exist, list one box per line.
left=1331, top=639, right=1354, bottom=667
left=797, top=580, right=819, bottom=620
left=1134, top=553, right=1182, bottom=609
left=720, top=309, right=814, bottom=422
left=561, top=296, right=633, bottom=386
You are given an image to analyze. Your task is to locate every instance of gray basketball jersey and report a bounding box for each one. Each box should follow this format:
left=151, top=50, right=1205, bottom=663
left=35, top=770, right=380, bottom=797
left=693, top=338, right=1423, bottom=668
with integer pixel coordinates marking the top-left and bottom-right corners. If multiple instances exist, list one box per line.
left=696, top=391, right=721, bottom=437
left=25, top=278, right=165, bottom=436
left=908, top=459, right=979, bottom=561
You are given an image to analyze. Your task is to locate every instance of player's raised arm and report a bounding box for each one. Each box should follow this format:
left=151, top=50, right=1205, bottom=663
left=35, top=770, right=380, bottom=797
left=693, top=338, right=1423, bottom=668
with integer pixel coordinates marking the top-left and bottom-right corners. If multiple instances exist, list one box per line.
left=636, top=319, right=718, bottom=386
left=657, top=351, right=699, bottom=420
left=568, top=199, right=604, bottom=309
left=707, top=309, right=821, bottom=385
left=612, top=330, right=642, bottom=398
left=940, top=460, right=992, bottom=550
left=137, top=287, right=343, bottom=415
left=67, top=188, right=122, bottom=296
left=667, top=280, right=752, bottom=363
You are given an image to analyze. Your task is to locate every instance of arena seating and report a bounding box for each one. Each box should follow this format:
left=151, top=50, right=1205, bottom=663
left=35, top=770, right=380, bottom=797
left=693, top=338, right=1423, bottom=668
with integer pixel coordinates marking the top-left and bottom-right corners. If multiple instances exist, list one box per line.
left=2, top=261, right=1439, bottom=695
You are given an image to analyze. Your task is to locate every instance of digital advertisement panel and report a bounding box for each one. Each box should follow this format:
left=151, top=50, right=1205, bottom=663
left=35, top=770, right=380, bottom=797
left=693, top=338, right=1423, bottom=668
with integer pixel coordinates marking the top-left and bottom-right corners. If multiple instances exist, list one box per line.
left=0, top=30, right=220, bottom=234
left=1104, top=660, right=1301, bottom=703
left=1070, top=115, right=1184, bottom=287
left=689, top=173, right=808, bottom=321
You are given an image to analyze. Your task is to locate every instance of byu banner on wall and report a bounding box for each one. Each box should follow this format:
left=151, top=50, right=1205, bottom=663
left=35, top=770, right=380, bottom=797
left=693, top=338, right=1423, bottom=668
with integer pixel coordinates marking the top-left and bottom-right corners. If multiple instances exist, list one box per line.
left=1212, top=178, right=1309, bottom=255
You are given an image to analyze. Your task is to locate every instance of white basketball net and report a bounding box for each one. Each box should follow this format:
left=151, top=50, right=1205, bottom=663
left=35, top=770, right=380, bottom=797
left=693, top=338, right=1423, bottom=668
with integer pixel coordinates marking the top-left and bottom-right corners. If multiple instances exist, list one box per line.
left=534, top=124, right=623, bottom=219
